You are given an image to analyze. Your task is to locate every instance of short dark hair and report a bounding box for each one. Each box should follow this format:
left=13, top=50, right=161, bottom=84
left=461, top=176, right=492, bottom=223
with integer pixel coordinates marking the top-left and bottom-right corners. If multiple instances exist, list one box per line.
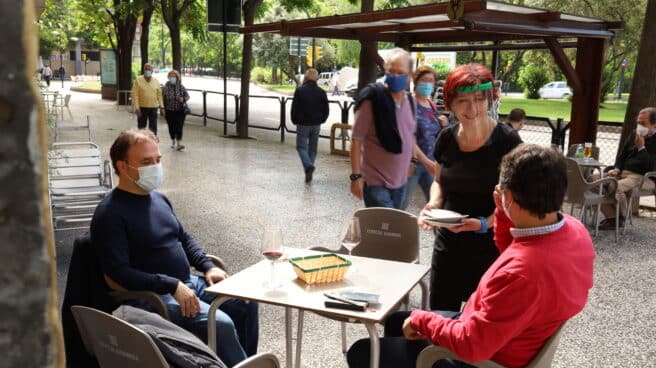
left=499, top=144, right=567, bottom=219
left=109, top=129, right=158, bottom=174
left=640, top=107, right=656, bottom=123
left=508, top=108, right=526, bottom=122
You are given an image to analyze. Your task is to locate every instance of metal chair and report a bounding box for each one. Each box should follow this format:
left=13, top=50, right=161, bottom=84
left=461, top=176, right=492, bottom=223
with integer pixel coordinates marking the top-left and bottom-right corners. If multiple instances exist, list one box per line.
left=297, top=207, right=428, bottom=361
left=416, top=323, right=566, bottom=368
left=564, top=158, right=620, bottom=240
left=72, top=306, right=280, bottom=368
left=623, top=171, right=656, bottom=234
left=52, top=93, right=73, bottom=120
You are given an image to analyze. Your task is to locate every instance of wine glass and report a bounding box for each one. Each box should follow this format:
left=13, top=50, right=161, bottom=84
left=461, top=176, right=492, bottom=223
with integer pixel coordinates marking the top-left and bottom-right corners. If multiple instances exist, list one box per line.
left=340, top=217, right=361, bottom=268
left=261, top=228, right=284, bottom=289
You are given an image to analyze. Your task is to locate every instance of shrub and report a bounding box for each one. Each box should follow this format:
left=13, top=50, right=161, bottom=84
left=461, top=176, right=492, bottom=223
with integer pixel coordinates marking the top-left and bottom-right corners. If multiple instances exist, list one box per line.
left=251, top=66, right=273, bottom=84
left=518, top=64, right=549, bottom=99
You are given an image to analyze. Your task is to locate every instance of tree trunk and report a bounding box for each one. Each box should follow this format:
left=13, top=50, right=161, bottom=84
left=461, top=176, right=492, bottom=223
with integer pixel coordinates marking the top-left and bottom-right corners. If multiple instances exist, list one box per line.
left=170, top=24, right=182, bottom=71
left=357, top=0, right=377, bottom=91
left=116, top=15, right=137, bottom=103
left=617, top=0, right=656, bottom=160
left=238, top=0, right=264, bottom=138
left=140, top=4, right=155, bottom=73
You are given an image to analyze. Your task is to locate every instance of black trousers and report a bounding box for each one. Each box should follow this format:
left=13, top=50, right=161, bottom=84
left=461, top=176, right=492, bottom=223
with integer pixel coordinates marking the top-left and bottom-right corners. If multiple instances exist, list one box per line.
left=137, top=107, right=159, bottom=135
left=346, top=311, right=471, bottom=368
left=165, top=110, right=185, bottom=140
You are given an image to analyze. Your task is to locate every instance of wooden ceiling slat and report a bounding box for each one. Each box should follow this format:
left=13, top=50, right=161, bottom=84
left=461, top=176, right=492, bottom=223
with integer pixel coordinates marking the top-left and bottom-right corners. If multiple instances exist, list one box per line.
left=410, top=41, right=578, bottom=52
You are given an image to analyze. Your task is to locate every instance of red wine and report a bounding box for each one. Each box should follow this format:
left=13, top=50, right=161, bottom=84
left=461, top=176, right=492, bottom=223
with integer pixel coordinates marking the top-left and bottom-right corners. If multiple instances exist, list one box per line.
left=262, top=251, right=283, bottom=261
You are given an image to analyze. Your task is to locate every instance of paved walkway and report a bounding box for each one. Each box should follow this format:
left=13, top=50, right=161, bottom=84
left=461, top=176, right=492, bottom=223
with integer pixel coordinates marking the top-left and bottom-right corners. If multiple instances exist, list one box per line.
left=53, top=88, right=656, bottom=367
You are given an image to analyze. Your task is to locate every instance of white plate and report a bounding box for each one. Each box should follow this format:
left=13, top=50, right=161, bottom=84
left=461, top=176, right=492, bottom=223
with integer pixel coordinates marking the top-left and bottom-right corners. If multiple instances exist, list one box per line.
left=420, top=217, right=465, bottom=228
left=423, top=209, right=467, bottom=222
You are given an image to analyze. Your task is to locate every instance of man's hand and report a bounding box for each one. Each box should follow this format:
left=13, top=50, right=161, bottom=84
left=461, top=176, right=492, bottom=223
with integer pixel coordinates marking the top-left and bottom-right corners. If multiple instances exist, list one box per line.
left=160, top=108, right=165, bottom=117
left=350, top=178, right=364, bottom=200
left=635, top=133, right=645, bottom=150
left=607, top=169, right=620, bottom=177
left=178, top=96, right=185, bottom=103
left=173, top=281, right=200, bottom=318
left=493, top=184, right=503, bottom=209
left=205, top=267, right=228, bottom=286
left=402, top=317, right=425, bottom=340
left=135, top=108, right=141, bottom=118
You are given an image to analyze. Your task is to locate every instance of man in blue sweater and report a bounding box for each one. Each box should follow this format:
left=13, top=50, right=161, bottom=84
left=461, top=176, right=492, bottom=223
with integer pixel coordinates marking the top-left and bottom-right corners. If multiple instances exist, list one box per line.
left=91, top=129, right=258, bottom=367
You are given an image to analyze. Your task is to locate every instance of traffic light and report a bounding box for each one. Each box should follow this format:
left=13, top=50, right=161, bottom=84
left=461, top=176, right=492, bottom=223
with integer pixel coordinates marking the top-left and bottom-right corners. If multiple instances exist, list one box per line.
left=306, top=46, right=313, bottom=66
left=315, top=46, right=322, bottom=61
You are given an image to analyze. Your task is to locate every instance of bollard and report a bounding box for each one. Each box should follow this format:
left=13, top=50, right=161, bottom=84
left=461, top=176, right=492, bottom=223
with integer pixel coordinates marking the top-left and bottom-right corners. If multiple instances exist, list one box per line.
left=233, top=94, right=240, bottom=124
left=202, top=90, right=207, bottom=126
left=280, top=97, right=287, bottom=143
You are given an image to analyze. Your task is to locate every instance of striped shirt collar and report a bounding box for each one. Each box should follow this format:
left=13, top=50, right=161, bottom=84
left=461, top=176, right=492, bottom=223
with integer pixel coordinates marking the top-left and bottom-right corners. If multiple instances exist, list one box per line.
left=510, top=213, right=565, bottom=238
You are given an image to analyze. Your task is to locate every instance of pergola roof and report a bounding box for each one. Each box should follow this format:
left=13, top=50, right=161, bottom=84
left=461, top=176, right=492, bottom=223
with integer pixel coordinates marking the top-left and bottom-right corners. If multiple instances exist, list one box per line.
left=241, top=0, right=623, bottom=46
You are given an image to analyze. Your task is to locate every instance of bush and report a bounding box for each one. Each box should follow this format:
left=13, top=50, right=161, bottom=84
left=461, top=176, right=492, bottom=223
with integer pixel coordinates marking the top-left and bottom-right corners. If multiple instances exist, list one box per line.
left=251, top=66, right=273, bottom=84
left=518, top=64, right=549, bottom=99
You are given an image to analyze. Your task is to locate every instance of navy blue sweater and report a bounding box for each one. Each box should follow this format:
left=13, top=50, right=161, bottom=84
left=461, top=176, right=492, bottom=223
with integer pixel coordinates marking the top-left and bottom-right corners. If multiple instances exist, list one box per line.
left=91, top=189, right=215, bottom=295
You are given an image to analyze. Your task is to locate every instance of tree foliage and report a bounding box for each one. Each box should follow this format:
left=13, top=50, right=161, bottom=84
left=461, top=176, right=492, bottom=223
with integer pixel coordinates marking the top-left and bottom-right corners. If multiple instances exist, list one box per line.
left=518, top=64, right=549, bottom=99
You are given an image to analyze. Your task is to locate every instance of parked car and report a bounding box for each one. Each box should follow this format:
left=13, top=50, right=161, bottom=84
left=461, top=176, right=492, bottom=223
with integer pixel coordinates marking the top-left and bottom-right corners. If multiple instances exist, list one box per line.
left=539, top=81, right=572, bottom=99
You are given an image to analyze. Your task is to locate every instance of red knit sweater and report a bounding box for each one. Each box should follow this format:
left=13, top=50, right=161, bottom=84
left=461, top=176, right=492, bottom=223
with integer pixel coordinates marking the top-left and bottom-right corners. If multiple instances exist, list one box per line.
left=410, top=210, right=594, bottom=367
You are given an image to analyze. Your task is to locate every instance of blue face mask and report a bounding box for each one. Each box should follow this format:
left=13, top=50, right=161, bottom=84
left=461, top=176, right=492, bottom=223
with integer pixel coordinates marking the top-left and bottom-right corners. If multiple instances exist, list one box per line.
left=416, top=82, right=434, bottom=97
left=385, top=73, right=408, bottom=92
left=144, top=70, right=153, bottom=78
left=168, top=77, right=177, bottom=84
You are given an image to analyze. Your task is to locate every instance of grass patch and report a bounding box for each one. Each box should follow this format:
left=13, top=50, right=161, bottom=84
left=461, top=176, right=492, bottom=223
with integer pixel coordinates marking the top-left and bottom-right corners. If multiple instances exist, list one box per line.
left=260, top=84, right=297, bottom=94
left=76, top=81, right=101, bottom=91
left=499, top=97, right=626, bottom=123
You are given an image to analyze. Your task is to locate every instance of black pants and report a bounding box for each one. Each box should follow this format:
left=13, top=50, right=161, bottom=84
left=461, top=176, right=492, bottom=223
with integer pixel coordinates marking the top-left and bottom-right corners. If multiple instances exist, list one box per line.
left=346, top=311, right=471, bottom=368
left=165, top=109, right=185, bottom=140
left=45, top=76, right=51, bottom=86
left=137, top=107, right=158, bottom=135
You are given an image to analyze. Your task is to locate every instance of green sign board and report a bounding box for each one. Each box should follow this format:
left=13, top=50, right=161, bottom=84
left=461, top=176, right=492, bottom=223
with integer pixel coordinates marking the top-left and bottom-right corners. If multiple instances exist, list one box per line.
left=100, top=49, right=117, bottom=85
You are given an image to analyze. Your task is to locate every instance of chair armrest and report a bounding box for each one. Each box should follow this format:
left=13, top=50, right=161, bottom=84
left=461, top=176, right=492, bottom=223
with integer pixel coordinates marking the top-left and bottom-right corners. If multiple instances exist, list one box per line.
left=644, top=171, right=656, bottom=180
left=234, top=352, right=281, bottom=368
left=416, top=346, right=504, bottom=368
left=206, top=254, right=227, bottom=271
left=587, top=176, right=617, bottom=194
left=109, top=291, right=170, bottom=320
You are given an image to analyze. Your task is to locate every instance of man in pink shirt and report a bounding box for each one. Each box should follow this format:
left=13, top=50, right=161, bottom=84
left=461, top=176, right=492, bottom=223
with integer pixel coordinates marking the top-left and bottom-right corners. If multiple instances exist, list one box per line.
left=347, top=144, right=595, bottom=368
left=349, top=48, right=416, bottom=209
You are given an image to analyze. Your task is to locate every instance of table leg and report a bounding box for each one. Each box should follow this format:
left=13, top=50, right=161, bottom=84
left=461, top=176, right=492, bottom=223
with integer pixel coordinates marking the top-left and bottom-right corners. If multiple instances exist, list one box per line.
left=207, top=296, right=230, bottom=353
left=295, top=309, right=304, bottom=368
left=365, top=323, right=380, bottom=368
left=285, top=307, right=293, bottom=368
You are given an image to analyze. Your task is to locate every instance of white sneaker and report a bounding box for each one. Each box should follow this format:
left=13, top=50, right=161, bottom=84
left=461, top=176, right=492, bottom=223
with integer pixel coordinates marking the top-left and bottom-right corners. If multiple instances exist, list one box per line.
left=171, top=141, right=176, bottom=149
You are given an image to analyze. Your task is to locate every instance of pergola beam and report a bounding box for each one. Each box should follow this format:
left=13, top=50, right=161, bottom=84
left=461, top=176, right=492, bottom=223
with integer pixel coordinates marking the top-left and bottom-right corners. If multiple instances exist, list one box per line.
left=545, top=37, right=582, bottom=94
left=411, top=41, right=578, bottom=52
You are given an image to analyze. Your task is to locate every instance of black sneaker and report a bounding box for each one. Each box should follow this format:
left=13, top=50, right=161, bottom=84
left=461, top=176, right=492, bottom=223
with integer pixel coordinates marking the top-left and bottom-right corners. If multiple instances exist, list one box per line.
left=305, top=166, right=315, bottom=183
left=599, top=216, right=625, bottom=230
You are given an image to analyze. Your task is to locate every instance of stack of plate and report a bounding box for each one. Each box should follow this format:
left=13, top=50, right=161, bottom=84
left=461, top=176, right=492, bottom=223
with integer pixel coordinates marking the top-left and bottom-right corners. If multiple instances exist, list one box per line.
left=421, top=209, right=468, bottom=228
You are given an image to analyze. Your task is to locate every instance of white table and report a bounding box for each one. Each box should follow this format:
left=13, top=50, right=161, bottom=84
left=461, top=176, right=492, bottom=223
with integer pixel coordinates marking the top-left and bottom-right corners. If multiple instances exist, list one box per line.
left=205, top=249, right=429, bottom=368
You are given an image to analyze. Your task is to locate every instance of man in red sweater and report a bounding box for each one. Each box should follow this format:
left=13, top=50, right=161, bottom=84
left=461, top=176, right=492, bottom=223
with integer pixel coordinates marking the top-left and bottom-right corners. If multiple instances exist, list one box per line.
left=347, top=144, right=595, bottom=368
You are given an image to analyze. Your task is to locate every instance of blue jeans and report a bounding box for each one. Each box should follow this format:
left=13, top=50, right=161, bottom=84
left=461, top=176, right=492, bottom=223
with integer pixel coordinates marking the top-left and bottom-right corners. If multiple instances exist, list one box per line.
left=347, top=310, right=471, bottom=368
left=402, top=163, right=434, bottom=209
left=130, top=275, right=259, bottom=367
left=296, top=124, right=320, bottom=171
left=363, top=183, right=408, bottom=209
left=137, top=107, right=159, bottom=135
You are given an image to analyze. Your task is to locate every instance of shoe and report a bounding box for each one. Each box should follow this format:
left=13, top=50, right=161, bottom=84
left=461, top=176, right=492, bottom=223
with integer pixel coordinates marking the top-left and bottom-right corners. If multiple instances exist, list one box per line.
left=176, top=144, right=185, bottom=151
left=171, top=143, right=176, bottom=149
left=598, top=216, right=625, bottom=230
left=305, top=166, right=315, bottom=183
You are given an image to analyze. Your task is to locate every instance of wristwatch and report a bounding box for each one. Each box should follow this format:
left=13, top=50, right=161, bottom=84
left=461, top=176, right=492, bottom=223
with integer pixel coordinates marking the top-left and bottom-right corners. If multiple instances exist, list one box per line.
left=349, top=173, right=363, bottom=182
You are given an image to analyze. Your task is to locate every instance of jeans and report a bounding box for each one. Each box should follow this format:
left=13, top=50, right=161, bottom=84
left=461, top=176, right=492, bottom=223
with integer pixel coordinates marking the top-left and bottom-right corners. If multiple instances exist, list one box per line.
left=165, top=109, right=185, bottom=140
left=129, top=275, right=259, bottom=367
left=402, top=163, right=434, bottom=209
left=137, top=107, right=159, bottom=135
left=347, top=310, right=471, bottom=368
left=363, top=182, right=408, bottom=209
left=295, top=124, right=321, bottom=171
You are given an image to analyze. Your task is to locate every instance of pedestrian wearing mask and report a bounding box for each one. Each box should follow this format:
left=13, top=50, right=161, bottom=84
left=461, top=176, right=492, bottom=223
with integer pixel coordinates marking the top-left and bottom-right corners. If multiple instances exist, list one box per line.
left=162, top=69, right=190, bottom=151
left=132, top=63, right=164, bottom=135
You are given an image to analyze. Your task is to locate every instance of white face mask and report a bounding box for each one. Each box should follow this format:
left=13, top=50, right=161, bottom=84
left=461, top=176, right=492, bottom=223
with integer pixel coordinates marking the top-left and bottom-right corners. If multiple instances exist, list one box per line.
left=128, top=163, right=164, bottom=192
left=636, top=124, right=650, bottom=137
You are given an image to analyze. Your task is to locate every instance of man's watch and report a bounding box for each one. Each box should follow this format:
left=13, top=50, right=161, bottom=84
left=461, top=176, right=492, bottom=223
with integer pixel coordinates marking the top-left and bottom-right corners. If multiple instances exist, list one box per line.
left=349, top=173, right=363, bottom=182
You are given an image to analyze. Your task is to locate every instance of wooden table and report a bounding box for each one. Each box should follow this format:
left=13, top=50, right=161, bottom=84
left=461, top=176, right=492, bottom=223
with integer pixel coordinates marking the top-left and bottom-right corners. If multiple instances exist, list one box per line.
left=205, top=249, right=429, bottom=368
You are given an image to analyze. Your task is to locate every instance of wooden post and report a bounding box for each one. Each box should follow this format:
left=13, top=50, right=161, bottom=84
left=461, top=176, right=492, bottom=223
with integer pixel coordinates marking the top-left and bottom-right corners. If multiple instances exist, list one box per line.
left=568, top=38, right=606, bottom=145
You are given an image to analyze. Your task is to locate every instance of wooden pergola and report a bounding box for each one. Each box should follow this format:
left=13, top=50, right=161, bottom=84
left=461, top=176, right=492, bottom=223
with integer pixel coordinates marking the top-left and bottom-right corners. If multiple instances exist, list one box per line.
left=241, top=0, right=624, bottom=144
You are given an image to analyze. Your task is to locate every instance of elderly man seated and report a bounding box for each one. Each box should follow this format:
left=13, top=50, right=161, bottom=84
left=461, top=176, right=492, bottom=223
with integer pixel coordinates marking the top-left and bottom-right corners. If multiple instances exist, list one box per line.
left=91, top=129, right=258, bottom=367
left=598, top=107, right=656, bottom=230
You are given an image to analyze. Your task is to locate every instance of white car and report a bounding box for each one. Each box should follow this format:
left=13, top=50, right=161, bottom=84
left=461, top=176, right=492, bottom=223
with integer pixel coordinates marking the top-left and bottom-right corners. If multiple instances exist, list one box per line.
left=539, top=81, right=572, bottom=99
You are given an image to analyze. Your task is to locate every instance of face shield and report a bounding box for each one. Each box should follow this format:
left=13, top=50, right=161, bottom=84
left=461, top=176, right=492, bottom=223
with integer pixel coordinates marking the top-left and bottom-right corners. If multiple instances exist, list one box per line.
left=452, top=81, right=497, bottom=121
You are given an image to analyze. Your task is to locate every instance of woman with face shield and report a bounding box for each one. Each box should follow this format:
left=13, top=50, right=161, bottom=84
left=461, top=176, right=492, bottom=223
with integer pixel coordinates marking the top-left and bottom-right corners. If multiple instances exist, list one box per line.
left=418, top=63, right=522, bottom=311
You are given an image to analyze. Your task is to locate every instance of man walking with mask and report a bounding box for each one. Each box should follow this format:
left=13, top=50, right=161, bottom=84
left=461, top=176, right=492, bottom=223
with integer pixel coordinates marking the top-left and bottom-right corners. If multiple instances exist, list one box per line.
left=91, top=129, right=259, bottom=366
left=132, top=63, right=164, bottom=135
left=349, top=48, right=416, bottom=208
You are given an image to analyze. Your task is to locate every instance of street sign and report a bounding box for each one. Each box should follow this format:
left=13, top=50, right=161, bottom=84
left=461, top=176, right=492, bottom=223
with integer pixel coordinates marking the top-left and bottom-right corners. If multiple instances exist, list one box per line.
left=621, top=58, right=628, bottom=68
left=289, top=38, right=310, bottom=56
left=207, top=0, right=241, bottom=33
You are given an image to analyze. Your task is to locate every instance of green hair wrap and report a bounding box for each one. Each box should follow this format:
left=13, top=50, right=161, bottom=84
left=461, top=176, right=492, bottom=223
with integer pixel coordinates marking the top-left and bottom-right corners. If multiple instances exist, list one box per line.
left=456, top=81, right=493, bottom=94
